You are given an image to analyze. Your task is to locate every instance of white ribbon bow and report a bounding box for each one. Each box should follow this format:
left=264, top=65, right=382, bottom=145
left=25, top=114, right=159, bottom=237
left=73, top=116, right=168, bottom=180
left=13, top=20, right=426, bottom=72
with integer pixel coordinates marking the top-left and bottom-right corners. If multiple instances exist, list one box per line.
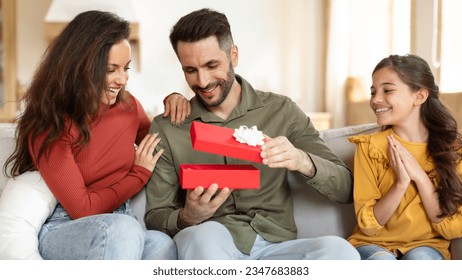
left=233, top=125, right=265, bottom=147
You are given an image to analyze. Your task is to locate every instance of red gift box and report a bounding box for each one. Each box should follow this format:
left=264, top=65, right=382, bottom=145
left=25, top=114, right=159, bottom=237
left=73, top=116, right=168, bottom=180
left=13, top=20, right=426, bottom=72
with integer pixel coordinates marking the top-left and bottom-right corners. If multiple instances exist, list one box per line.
left=180, top=164, right=260, bottom=189
left=190, top=121, right=263, bottom=163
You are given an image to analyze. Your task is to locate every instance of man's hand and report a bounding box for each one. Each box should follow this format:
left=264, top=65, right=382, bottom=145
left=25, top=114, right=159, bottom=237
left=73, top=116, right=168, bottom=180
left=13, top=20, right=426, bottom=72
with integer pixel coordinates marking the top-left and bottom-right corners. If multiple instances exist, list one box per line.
left=163, top=93, right=191, bottom=126
left=260, top=135, right=315, bottom=177
left=177, top=184, right=231, bottom=229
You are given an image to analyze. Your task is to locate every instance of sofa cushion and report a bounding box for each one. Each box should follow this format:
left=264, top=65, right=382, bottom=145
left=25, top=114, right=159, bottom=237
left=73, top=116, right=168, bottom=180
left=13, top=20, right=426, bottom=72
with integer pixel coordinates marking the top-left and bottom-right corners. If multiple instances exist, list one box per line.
left=0, top=171, right=57, bottom=259
left=319, top=123, right=379, bottom=172
left=291, top=123, right=379, bottom=239
left=134, top=123, right=381, bottom=237
left=0, top=122, right=380, bottom=237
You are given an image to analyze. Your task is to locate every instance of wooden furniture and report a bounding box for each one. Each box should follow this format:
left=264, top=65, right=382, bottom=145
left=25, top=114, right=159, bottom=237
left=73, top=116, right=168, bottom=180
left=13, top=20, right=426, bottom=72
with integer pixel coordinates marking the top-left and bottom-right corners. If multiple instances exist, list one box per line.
left=346, top=94, right=462, bottom=127
left=0, top=0, right=18, bottom=122
left=43, top=0, right=140, bottom=68
left=306, top=112, right=332, bottom=130
left=344, top=77, right=462, bottom=127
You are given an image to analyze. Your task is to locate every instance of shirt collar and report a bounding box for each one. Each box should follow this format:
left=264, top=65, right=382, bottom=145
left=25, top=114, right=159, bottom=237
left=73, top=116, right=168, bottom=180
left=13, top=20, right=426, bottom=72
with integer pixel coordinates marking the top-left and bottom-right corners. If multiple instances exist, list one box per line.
left=185, top=74, right=264, bottom=124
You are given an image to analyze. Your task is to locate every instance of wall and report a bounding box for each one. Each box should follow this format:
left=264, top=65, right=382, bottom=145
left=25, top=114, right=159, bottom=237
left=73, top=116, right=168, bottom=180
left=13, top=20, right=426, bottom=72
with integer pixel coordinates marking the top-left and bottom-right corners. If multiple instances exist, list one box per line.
left=15, top=1, right=452, bottom=128
left=16, top=0, right=326, bottom=118
left=16, top=0, right=51, bottom=90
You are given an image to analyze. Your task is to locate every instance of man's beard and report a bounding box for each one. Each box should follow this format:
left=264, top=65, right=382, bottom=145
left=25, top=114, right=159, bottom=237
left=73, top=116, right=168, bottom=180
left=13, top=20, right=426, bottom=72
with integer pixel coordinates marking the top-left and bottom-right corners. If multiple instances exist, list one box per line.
left=192, top=63, right=235, bottom=108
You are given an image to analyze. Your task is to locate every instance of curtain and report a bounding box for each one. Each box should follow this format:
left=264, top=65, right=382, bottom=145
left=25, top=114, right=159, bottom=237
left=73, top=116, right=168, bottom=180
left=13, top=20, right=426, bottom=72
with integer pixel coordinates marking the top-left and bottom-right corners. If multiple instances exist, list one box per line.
left=324, top=0, right=399, bottom=127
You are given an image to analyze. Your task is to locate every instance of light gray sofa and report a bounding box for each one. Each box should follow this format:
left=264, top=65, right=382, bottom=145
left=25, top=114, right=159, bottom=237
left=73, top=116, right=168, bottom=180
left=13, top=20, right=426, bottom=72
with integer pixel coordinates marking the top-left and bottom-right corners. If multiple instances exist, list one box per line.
left=1, top=122, right=460, bottom=259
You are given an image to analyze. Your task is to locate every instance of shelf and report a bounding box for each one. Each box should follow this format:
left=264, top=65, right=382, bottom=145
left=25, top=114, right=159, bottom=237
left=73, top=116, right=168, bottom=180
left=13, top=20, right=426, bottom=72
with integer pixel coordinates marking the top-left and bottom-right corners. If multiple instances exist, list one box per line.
left=43, top=0, right=140, bottom=68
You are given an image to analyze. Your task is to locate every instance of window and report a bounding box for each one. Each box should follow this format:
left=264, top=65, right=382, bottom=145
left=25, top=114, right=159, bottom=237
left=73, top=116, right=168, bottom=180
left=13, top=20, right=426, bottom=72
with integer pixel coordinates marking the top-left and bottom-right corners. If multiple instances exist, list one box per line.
left=439, top=0, right=462, bottom=93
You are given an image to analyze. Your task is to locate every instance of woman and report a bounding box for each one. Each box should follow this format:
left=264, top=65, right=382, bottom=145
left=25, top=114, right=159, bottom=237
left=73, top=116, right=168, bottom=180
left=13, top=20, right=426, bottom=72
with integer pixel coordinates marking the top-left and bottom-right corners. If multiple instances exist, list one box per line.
left=2, top=10, right=188, bottom=259
left=348, top=54, right=462, bottom=260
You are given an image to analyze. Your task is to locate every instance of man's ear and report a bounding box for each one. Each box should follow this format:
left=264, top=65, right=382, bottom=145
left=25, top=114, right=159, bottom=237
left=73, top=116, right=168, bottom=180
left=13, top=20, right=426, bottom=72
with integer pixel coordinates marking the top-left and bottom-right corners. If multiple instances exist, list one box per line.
left=231, top=44, right=239, bottom=67
left=414, top=89, right=429, bottom=105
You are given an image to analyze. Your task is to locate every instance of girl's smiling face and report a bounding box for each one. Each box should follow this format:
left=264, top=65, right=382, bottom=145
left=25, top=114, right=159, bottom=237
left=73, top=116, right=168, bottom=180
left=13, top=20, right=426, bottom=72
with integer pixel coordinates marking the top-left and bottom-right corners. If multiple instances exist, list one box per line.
left=370, top=67, right=423, bottom=127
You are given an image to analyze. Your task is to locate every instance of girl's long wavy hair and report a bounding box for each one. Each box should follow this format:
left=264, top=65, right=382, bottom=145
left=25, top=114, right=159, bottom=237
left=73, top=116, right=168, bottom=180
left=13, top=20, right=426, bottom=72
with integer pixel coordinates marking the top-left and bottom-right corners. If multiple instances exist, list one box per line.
left=4, top=10, right=131, bottom=177
left=375, top=54, right=462, bottom=217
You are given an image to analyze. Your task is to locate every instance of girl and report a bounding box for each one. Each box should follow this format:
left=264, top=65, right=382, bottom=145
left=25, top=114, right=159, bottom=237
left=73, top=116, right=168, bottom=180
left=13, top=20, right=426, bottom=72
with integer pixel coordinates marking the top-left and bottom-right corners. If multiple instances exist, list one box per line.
left=348, top=54, right=462, bottom=260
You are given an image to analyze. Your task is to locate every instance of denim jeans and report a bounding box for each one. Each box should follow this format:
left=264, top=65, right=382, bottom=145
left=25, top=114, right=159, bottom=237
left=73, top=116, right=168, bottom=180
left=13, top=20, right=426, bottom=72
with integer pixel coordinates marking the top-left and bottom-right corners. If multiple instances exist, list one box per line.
left=38, top=201, right=177, bottom=260
left=357, top=244, right=445, bottom=260
left=174, top=221, right=360, bottom=260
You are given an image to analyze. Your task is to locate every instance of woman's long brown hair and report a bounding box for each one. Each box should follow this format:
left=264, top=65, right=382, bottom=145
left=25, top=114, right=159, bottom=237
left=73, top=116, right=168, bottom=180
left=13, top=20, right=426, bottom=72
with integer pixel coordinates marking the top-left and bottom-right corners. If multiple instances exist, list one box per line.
left=4, top=10, right=131, bottom=177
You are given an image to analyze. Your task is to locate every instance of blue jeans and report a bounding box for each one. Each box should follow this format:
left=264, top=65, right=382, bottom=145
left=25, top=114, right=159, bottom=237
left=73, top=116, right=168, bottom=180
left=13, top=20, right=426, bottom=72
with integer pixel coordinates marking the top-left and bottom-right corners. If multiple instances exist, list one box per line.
left=174, top=221, right=360, bottom=260
left=357, top=244, right=445, bottom=260
left=38, top=201, right=177, bottom=260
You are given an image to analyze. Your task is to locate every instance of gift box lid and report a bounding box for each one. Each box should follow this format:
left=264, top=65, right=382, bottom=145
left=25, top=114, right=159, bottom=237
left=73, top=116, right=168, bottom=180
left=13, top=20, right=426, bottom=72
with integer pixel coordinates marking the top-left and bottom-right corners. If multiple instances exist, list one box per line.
left=190, top=121, right=263, bottom=163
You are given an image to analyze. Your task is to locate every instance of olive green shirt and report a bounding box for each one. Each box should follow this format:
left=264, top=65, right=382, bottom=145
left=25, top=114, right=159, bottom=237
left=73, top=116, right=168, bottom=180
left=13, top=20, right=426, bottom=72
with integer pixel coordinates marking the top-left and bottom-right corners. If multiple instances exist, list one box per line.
left=145, top=75, right=353, bottom=254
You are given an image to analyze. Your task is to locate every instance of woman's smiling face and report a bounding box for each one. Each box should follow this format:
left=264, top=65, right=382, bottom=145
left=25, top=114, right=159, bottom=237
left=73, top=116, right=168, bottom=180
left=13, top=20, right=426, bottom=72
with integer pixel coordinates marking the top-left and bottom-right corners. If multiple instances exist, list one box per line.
left=102, top=39, right=131, bottom=106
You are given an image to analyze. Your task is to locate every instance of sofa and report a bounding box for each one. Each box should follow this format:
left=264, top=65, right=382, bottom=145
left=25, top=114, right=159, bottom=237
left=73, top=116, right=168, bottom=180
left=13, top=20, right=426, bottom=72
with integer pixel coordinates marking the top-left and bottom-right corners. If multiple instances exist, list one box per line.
left=1, top=122, right=461, bottom=259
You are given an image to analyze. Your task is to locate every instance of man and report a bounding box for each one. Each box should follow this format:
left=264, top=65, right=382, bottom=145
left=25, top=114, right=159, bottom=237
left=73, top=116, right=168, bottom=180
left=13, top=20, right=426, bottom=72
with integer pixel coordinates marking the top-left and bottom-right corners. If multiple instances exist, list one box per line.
left=145, top=8, right=359, bottom=260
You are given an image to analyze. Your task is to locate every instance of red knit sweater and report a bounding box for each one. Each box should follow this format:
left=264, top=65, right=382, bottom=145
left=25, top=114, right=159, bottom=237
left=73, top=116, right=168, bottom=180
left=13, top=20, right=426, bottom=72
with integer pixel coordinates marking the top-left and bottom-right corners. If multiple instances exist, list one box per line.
left=30, top=95, right=152, bottom=219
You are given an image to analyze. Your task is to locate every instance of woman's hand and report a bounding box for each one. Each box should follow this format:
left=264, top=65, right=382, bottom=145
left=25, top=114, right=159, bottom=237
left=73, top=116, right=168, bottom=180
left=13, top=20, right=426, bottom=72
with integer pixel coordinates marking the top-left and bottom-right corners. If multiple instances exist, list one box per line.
left=163, top=93, right=191, bottom=126
left=134, top=133, right=163, bottom=172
